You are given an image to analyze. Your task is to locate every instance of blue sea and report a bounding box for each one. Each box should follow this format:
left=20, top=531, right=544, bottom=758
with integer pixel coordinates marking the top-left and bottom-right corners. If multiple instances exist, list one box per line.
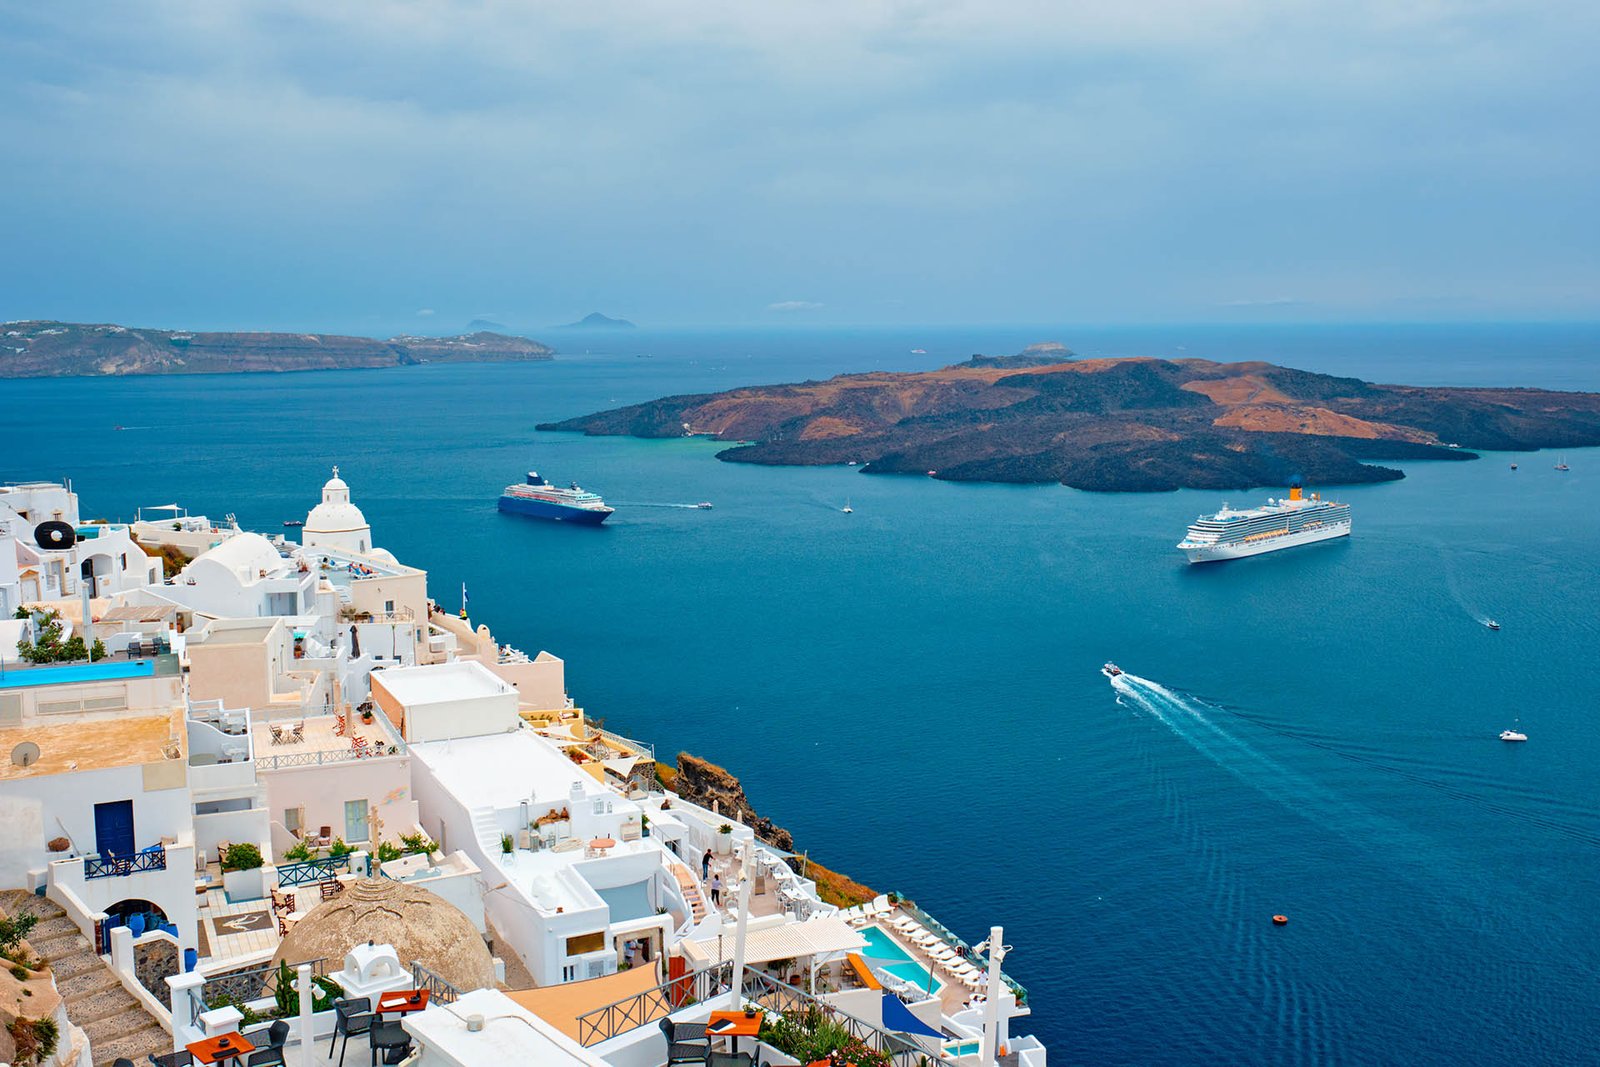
left=4, top=323, right=1600, bottom=1065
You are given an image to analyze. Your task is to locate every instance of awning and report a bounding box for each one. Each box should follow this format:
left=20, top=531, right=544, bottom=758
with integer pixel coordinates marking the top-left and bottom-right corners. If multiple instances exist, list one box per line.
left=679, top=916, right=867, bottom=967
left=880, top=994, right=944, bottom=1039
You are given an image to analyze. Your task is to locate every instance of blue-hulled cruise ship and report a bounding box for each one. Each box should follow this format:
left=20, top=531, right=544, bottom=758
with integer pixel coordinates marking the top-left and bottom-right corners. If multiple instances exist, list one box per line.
left=498, top=472, right=614, bottom=525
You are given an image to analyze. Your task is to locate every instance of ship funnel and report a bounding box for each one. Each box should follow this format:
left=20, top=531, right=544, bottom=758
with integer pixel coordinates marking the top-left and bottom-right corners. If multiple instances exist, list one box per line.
left=1289, top=483, right=1303, bottom=501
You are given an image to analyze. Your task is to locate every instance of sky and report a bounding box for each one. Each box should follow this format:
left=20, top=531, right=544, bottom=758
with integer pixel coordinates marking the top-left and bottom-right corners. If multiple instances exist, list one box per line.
left=0, top=0, right=1597, bottom=333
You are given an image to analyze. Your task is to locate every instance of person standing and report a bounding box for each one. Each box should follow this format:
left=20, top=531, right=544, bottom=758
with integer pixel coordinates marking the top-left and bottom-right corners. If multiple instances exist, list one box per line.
left=702, top=848, right=713, bottom=880
left=710, top=873, right=723, bottom=907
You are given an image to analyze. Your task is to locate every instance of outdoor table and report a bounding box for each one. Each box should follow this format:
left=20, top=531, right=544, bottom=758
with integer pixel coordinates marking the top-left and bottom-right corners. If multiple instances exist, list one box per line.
left=377, top=989, right=430, bottom=1014
left=707, top=1010, right=763, bottom=1056
left=589, top=837, right=616, bottom=853
left=187, top=1031, right=255, bottom=1066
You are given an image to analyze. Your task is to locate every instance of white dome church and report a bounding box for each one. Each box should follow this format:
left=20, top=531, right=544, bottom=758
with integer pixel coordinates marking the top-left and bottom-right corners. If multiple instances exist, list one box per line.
left=303, top=466, right=373, bottom=555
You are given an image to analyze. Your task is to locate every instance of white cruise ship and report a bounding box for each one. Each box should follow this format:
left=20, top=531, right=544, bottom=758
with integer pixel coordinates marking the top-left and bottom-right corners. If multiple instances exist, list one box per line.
left=1177, top=484, right=1351, bottom=563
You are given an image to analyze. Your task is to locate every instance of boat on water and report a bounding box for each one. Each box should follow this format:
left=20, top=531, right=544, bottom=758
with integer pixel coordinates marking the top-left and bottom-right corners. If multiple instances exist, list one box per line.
left=1486, top=619, right=1500, bottom=631
left=695, top=502, right=714, bottom=510
left=498, top=472, right=614, bottom=525
left=1510, top=463, right=1518, bottom=470
left=1177, top=483, right=1351, bottom=563
left=1500, top=719, right=1527, bottom=742
left=1102, top=662, right=1123, bottom=678
left=1555, top=456, right=1570, bottom=471
left=842, top=498, right=853, bottom=514
left=283, top=519, right=304, bottom=527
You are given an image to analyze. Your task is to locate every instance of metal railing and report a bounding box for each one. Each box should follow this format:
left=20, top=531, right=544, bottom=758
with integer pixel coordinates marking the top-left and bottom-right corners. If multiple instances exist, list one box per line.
left=575, top=961, right=736, bottom=1046
left=595, top=727, right=654, bottom=762
left=200, top=956, right=330, bottom=1012
left=410, top=961, right=462, bottom=1005
left=898, top=900, right=1028, bottom=1006
left=276, top=855, right=351, bottom=887
left=84, top=848, right=166, bottom=880
left=739, top=969, right=942, bottom=1066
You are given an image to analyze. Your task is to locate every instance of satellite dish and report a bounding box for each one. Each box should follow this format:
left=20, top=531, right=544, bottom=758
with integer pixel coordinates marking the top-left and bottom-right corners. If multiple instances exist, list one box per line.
left=33, top=521, right=75, bottom=551
left=11, top=742, right=40, bottom=768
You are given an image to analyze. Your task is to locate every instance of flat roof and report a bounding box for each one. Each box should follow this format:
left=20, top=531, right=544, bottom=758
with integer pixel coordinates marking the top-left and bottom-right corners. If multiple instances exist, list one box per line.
left=0, top=708, right=184, bottom=780
left=402, top=988, right=605, bottom=1066
left=189, top=620, right=280, bottom=646
left=409, top=727, right=597, bottom=810
left=506, top=969, right=663, bottom=1044
left=373, top=660, right=513, bottom=707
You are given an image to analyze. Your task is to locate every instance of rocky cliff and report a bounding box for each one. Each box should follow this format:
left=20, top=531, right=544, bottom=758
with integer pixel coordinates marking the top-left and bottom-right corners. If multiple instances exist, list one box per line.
left=0, top=321, right=554, bottom=378
left=673, top=753, right=794, bottom=851
left=540, top=356, right=1600, bottom=492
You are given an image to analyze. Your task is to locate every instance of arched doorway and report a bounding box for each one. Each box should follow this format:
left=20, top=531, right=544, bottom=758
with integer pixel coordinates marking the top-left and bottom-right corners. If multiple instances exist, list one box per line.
left=104, top=898, right=170, bottom=940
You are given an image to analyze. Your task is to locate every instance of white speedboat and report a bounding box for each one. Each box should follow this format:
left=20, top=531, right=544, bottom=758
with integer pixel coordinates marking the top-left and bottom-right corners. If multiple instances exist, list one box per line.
left=1500, top=718, right=1527, bottom=742
left=1102, top=662, right=1123, bottom=678
left=1486, top=619, right=1500, bottom=631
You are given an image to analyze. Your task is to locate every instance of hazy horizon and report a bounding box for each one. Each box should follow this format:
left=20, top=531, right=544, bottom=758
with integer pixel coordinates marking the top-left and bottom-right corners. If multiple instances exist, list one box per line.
left=2, top=2, right=1596, bottom=332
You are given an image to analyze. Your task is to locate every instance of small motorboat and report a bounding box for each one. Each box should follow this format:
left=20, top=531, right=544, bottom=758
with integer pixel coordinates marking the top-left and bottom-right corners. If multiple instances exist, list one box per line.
left=1555, top=457, right=1570, bottom=471
left=283, top=520, right=304, bottom=527
left=1500, top=728, right=1527, bottom=743
left=1102, top=662, right=1123, bottom=678
left=1486, top=619, right=1500, bottom=631
left=695, top=502, right=714, bottom=510
left=1509, top=463, right=1518, bottom=470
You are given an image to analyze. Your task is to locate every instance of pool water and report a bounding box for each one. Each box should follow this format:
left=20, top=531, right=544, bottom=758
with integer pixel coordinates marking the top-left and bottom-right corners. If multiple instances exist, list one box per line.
left=0, top=659, right=154, bottom=689
left=858, top=923, right=944, bottom=994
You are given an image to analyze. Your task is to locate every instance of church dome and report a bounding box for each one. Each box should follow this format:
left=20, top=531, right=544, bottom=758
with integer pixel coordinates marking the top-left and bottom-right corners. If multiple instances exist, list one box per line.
left=272, top=878, right=495, bottom=992
left=305, top=466, right=368, bottom=534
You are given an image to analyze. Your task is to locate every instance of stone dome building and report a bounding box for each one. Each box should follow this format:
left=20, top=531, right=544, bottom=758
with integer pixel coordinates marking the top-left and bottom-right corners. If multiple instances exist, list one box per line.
left=303, top=465, right=373, bottom=555
left=272, top=879, right=495, bottom=993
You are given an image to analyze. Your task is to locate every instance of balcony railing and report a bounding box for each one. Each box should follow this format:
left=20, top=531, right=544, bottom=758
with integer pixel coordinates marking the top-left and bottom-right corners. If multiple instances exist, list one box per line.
left=276, top=855, right=351, bottom=887
left=84, top=848, right=166, bottom=880
left=575, top=961, right=735, bottom=1046
left=738, top=969, right=938, bottom=1066
left=410, top=961, right=462, bottom=1005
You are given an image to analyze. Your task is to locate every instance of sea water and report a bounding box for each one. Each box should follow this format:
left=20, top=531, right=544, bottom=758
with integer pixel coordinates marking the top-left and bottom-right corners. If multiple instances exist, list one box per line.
left=3, top=322, right=1599, bottom=1065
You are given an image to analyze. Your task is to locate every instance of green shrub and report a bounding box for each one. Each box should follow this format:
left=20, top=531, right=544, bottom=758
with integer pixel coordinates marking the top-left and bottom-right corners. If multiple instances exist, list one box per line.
left=328, top=838, right=353, bottom=859
left=282, top=841, right=313, bottom=863
left=222, top=842, right=264, bottom=872
left=8, top=1016, right=59, bottom=1065
left=397, top=831, right=434, bottom=855
left=0, top=909, right=38, bottom=955
left=375, top=840, right=403, bottom=863
left=11, top=964, right=29, bottom=980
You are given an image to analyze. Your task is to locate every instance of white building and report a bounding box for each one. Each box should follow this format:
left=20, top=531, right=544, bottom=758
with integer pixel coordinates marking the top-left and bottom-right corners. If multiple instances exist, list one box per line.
left=302, top=466, right=373, bottom=556
left=166, top=533, right=318, bottom=620
left=1, top=481, right=161, bottom=606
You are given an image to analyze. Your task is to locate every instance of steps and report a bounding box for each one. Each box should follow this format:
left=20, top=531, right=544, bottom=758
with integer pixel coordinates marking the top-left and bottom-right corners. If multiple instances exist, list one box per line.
left=671, top=865, right=709, bottom=924
left=0, top=890, right=172, bottom=1067
left=471, top=806, right=502, bottom=855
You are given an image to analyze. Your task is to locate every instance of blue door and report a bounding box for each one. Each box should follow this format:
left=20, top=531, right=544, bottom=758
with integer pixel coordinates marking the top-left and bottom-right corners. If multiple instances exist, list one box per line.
left=94, top=800, right=134, bottom=858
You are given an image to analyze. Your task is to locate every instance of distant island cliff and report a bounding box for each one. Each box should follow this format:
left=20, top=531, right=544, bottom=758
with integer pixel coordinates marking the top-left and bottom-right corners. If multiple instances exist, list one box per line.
left=555, top=312, right=635, bottom=330
left=538, top=356, right=1600, bottom=492
left=0, top=321, right=554, bottom=378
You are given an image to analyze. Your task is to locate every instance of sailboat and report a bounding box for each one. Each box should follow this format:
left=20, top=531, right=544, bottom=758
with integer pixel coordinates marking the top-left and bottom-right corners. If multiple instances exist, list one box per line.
left=1500, top=718, right=1527, bottom=743
left=1554, top=456, right=1570, bottom=471
left=841, top=498, right=853, bottom=514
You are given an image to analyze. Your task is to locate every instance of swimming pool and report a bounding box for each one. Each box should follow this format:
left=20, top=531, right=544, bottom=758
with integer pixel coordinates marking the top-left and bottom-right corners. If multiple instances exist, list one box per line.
left=858, top=922, right=943, bottom=994
left=0, top=659, right=154, bottom=689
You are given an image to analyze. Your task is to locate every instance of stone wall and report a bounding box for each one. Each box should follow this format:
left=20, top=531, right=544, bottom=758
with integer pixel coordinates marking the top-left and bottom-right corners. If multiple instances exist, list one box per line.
left=133, top=937, right=180, bottom=1004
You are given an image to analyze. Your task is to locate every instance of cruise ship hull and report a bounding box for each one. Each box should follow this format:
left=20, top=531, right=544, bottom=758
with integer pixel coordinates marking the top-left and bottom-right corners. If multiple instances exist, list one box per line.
left=498, top=495, right=612, bottom=525
left=1181, top=521, right=1349, bottom=563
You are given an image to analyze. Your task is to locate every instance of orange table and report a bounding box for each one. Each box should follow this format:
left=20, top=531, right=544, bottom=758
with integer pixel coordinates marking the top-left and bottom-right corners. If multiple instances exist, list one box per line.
left=707, top=1009, right=763, bottom=1055
left=187, top=1031, right=255, bottom=1066
left=805, top=1061, right=858, bottom=1067
left=377, top=989, right=430, bottom=1014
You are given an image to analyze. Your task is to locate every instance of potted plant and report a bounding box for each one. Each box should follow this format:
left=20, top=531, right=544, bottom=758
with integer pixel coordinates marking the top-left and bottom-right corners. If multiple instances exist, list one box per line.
left=500, top=832, right=515, bottom=857
left=715, top=823, right=734, bottom=854
left=45, top=837, right=71, bottom=857
left=221, top=842, right=266, bottom=901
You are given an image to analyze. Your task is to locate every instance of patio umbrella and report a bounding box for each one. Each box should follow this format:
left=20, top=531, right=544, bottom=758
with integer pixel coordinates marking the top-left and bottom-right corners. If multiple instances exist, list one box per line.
left=880, top=993, right=944, bottom=1039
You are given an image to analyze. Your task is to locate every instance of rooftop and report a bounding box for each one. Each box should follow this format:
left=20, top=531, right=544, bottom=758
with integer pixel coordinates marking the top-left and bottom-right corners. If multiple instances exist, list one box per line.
left=409, top=726, right=603, bottom=810
left=252, top=709, right=405, bottom=770
left=0, top=707, right=184, bottom=780
left=373, top=659, right=514, bottom=708
left=402, top=988, right=606, bottom=1066
left=188, top=619, right=281, bottom=646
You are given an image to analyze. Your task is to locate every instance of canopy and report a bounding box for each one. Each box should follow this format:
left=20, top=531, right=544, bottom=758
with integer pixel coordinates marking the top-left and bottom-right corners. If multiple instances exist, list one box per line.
left=680, top=916, right=866, bottom=967
left=880, top=994, right=944, bottom=1039
left=143, top=504, right=183, bottom=511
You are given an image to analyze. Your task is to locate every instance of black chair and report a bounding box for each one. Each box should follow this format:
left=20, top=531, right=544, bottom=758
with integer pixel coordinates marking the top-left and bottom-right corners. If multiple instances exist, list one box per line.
left=149, top=1052, right=194, bottom=1067
left=113, top=1059, right=137, bottom=1067
left=369, top=1019, right=411, bottom=1067
left=330, top=999, right=374, bottom=1067
left=265, top=1020, right=290, bottom=1049
left=247, top=1050, right=286, bottom=1067
left=709, top=1054, right=761, bottom=1067
left=660, top=1017, right=711, bottom=1064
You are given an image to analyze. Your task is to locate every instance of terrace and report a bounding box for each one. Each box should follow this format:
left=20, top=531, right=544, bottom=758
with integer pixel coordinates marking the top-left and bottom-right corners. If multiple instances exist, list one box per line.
left=250, top=704, right=406, bottom=770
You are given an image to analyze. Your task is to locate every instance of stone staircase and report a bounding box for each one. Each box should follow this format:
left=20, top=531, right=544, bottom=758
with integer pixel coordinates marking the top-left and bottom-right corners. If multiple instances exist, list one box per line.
left=0, top=889, right=171, bottom=1067
left=671, top=864, right=709, bottom=924
left=471, top=806, right=502, bottom=855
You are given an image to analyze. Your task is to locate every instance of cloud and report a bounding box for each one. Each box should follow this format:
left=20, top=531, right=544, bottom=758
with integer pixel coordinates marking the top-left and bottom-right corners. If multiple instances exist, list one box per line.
left=767, top=300, right=824, bottom=312
left=415, top=308, right=435, bottom=316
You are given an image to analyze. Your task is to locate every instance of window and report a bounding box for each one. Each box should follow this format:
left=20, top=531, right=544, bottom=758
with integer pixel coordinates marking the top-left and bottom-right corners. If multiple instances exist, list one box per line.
left=284, top=808, right=302, bottom=835
left=566, top=931, right=606, bottom=956
left=344, top=799, right=369, bottom=843
left=384, top=600, right=394, bottom=614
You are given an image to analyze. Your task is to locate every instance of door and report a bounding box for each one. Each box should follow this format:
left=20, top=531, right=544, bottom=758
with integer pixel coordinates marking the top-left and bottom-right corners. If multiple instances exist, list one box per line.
left=344, top=799, right=368, bottom=844
left=94, top=800, right=135, bottom=858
